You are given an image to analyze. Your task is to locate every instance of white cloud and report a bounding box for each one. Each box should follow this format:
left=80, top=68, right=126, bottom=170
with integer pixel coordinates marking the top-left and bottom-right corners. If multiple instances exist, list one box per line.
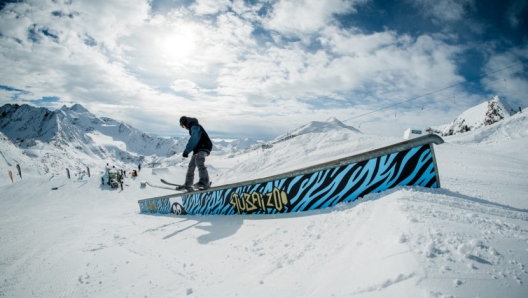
left=409, top=0, right=474, bottom=23
left=481, top=46, right=528, bottom=109
left=0, top=0, right=167, bottom=123
left=1, top=0, right=524, bottom=140
left=170, top=79, right=202, bottom=97
left=320, top=26, right=399, bottom=55
left=213, top=25, right=465, bottom=111
left=191, top=0, right=231, bottom=15
left=263, top=0, right=366, bottom=36
left=408, top=0, right=485, bottom=36
left=0, top=88, right=21, bottom=103
left=506, top=0, right=527, bottom=28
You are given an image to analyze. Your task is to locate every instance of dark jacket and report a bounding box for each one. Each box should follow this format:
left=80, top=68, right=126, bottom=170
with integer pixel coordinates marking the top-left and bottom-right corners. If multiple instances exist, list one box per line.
left=182, top=117, right=213, bottom=155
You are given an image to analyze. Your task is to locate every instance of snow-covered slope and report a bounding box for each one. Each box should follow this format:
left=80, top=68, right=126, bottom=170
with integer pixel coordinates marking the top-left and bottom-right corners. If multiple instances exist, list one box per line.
left=0, top=112, right=527, bottom=297
left=273, top=117, right=361, bottom=143
left=444, top=107, right=528, bottom=155
left=219, top=128, right=396, bottom=182
left=427, top=95, right=516, bottom=136
left=0, top=131, right=49, bottom=182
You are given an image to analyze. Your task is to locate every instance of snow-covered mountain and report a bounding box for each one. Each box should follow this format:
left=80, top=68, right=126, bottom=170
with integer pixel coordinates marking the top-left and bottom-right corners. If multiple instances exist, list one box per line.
left=1, top=95, right=522, bottom=184
left=213, top=138, right=261, bottom=152
left=426, top=95, right=517, bottom=136
left=215, top=117, right=361, bottom=153
left=273, top=117, right=361, bottom=143
left=0, top=103, right=190, bottom=170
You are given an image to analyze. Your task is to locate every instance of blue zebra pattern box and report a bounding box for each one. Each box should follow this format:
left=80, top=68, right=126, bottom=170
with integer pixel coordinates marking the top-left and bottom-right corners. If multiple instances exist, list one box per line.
left=138, top=134, right=443, bottom=216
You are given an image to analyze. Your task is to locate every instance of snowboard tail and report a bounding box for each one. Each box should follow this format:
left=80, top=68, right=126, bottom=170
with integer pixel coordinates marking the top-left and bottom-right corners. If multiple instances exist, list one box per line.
left=145, top=182, right=182, bottom=191
left=160, top=179, right=183, bottom=187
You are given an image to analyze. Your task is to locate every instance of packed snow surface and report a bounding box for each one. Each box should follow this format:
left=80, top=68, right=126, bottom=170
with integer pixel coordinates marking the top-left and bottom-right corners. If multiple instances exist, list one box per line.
left=1, top=113, right=527, bottom=297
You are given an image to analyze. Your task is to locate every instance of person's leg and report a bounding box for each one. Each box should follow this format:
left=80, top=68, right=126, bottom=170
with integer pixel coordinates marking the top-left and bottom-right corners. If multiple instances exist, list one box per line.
left=184, top=154, right=197, bottom=187
left=195, top=151, right=209, bottom=186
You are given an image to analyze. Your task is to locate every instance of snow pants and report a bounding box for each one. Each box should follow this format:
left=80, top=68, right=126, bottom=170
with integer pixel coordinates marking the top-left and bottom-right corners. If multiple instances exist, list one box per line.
left=184, top=151, right=209, bottom=187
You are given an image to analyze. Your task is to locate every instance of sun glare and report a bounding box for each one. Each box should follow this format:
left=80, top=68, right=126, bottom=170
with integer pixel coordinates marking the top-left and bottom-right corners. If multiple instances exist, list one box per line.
left=156, top=29, right=196, bottom=62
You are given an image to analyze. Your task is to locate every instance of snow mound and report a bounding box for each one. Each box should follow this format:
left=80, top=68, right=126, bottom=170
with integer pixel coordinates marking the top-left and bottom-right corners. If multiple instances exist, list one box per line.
left=151, top=167, right=171, bottom=175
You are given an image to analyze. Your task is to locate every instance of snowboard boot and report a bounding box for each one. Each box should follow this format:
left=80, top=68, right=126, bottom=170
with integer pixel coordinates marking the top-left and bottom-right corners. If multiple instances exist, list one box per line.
left=193, top=181, right=211, bottom=190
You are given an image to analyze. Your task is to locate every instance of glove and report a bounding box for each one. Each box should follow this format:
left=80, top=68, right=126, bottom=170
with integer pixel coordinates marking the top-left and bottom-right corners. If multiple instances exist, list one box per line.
left=182, top=152, right=189, bottom=158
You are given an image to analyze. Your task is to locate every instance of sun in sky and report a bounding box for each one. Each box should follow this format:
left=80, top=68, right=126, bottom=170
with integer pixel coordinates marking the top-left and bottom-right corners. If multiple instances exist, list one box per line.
left=0, top=0, right=526, bottom=140
left=156, top=26, right=197, bottom=63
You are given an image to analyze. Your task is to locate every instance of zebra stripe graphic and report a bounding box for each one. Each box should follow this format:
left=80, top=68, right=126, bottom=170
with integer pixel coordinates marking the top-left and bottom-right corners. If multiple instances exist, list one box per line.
left=180, top=145, right=435, bottom=215
left=138, top=134, right=443, bottom=215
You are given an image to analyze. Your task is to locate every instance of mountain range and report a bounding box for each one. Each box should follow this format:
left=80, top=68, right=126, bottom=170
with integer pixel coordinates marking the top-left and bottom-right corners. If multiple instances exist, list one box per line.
left=0, top=95, right=520, bottom=184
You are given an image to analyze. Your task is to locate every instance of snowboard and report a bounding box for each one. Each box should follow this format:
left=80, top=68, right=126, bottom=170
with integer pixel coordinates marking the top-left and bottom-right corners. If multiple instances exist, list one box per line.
left=160, top=179, right=212, bottom=191
left=145, top=179, right=212, bottom=192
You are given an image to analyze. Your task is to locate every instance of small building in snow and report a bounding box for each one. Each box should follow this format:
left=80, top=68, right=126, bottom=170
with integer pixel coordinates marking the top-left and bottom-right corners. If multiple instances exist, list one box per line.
left=404, top=128, right=423, bottom=140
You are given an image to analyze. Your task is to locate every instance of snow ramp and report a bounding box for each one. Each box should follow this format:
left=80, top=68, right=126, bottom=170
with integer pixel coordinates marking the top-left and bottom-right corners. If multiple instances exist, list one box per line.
left=138, top=134, right=444, bottom=215
left=151, top=167, right=171, bottom=175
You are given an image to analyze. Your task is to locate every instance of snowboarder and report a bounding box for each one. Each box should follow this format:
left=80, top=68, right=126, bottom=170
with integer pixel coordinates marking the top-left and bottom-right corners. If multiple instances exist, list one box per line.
left=177, top=116, right=213, bottom=192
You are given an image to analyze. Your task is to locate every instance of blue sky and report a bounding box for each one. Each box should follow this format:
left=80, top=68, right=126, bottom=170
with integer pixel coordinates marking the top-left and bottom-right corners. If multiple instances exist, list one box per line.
left=0, top=0, right=527, bottom=140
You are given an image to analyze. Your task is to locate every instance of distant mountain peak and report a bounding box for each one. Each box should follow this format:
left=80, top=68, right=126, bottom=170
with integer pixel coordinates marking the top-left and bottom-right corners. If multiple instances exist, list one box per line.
left=326, top=116, right=343, bottom=125
left=273, top=117, right=361, bottom=142
left=59, top=103, right=90, bottom=114
left=70, top=103, right=90, bottom=113
left=427, top=95, right=517, bottom=136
